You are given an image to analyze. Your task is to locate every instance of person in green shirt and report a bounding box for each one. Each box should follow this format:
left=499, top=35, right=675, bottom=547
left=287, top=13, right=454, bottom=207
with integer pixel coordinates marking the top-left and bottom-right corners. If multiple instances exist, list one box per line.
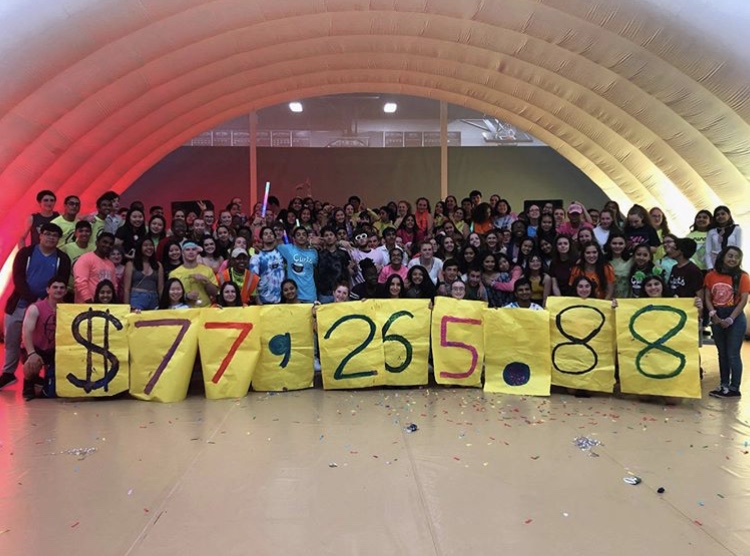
left=52, top=195, right=80, bottom=247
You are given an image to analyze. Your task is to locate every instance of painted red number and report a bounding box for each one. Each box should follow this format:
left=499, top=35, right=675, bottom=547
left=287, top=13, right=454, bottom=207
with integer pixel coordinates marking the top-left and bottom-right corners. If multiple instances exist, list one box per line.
left=439, top=316, right=482, bottom=380
left=204, top=322, right=254, bottom=384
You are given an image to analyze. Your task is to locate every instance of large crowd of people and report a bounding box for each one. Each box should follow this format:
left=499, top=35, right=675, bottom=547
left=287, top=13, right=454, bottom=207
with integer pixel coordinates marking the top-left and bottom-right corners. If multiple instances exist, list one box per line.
left=1, top=187, right=747, bottom=401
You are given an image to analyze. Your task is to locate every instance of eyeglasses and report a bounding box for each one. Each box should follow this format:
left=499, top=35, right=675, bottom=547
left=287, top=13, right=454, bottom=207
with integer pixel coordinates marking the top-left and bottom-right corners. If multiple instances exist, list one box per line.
left=354, top=233, right=368, bottom=242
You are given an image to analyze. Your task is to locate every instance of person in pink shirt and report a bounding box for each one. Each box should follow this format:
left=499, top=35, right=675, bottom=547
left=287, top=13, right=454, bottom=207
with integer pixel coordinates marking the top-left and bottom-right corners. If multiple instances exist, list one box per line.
left=73, top=233, right=116, bottom=303
left=557, top=202, right=593, bottom=240
left=378, top=247, right=409, bottom=284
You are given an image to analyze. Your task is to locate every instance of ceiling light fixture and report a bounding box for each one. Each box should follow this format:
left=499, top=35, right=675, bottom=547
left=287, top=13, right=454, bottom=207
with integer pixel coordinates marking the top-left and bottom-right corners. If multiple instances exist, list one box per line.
left=383, top=102, right=397, bottom=113
left=288, top=102, right=303, bottom=113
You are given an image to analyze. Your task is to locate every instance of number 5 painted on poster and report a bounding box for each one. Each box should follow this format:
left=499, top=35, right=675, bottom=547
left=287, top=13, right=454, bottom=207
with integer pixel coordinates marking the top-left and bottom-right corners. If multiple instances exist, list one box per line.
left=431, top=298, right=486, bottom=387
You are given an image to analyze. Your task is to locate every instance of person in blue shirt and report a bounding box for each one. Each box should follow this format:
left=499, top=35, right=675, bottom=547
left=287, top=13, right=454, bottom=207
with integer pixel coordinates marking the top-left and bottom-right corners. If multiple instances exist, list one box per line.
left=277, top=226, right=319, bottom=303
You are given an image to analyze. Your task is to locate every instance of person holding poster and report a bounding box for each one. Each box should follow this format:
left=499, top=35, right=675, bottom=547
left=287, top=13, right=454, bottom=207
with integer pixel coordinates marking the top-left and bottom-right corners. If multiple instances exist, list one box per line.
left=159, top=278, right=190, bottom=309
left=504, top=278, right=543, bottom=310
left=20, top=277, right=67, bottom=400
left=705, top=247, right=750, bottom=398
left=280, top=279, right=301, bottom=304
left=214, top=281, right=244, bottom=308
left=449, top=279, right=467, bottom=300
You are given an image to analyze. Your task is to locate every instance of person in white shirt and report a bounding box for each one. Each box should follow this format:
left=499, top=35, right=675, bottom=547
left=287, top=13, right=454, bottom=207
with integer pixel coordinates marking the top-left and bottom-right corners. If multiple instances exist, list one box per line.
left=407, top=241, right=443, bottom=285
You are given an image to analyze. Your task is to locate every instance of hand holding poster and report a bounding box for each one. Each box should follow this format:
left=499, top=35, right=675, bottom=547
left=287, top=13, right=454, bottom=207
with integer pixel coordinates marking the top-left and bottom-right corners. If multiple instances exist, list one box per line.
left=55, top=304, right=130, bottom=398
left=431, top=298, right=486, bottom=387
left=616, top=298, right=701, bottom=398
left=483, top=307, right=551, bottom=396
left=546, top=297, right=616, bottom=393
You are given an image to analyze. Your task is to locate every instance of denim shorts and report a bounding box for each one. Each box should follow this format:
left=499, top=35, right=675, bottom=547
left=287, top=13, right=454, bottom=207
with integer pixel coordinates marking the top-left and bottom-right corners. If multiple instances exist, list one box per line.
left=130, top=290, right=159, bottom=311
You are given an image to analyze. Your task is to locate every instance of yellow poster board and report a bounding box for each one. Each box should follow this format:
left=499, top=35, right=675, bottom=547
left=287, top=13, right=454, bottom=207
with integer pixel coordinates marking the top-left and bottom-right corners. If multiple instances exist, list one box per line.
left=253, top=304, right=315, bottom=391
left=547, top=297, right=616, bottom=393
left=431, top=297, right=486, bottom=387
left=373, top=299, right=431, bottom=386
left=199, top=307, right=261, bottom=399
left=483, top=308, right=551, bottom=396
left=128, top=309, right=200, bottom=403
left=317, top=301, right=386, bottom=390
left=616, top=298, right=701, bottom=398
left=55, top=304, right=130, bottom=398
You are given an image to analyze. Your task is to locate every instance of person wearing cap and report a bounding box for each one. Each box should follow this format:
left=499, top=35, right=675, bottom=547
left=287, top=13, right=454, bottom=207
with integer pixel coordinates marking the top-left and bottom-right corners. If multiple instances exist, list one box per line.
left=73, top=232, right=116, bottom=303
left=216, top=248, right=260, bottom=305
left=168, top=241, right=219, bottom=307
left=277, top=226, right=319, bottom=303
left=0, top=222, right=71, bottom=390
left=557, top=201, right=593, bottom=240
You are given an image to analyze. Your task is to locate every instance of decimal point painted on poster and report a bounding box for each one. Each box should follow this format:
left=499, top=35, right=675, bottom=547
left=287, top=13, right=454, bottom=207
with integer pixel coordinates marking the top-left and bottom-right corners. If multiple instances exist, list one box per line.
left=269, top=332, right=292, bottom=369
left=503, top=362, right=531, bottom=386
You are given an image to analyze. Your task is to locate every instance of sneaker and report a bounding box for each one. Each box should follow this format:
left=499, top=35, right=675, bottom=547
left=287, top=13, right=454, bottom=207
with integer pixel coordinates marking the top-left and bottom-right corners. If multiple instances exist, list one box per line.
left=709, top=387, right=730, bottom=398
left=0, top=373, right=17, bottom=389
left=724, top=390, right=742, bottom=398
left=22, top=380, right=35, bottom=401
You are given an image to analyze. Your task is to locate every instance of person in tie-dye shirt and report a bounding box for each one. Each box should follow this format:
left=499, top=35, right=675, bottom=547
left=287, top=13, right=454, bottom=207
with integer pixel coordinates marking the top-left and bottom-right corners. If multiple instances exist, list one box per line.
left=249, top=226, right=285, bottom=304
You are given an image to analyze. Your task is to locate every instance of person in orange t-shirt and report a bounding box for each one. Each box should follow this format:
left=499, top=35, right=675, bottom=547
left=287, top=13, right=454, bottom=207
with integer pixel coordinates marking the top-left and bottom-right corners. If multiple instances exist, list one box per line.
left=568, top=244, right=615, bottom=300
left=704, top=246, right=750, bottom=398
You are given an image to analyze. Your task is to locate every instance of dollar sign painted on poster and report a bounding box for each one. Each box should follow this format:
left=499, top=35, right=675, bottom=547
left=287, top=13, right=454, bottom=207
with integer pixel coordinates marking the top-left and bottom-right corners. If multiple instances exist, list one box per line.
left=67, top=308, right=123, bottom=393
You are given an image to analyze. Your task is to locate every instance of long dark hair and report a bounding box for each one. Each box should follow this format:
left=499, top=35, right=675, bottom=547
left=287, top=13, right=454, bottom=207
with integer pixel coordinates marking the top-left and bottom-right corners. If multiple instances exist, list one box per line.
left=161, top=239, right=183, bottom=274
left=406, top=265, right=436, bottom=299
left=715, top=246, right=746, bottom=304
left=132, top=238, right=159, bottom=272
left=217, top=281, right=243, bottom=307
left=714, top=205, right=738, bottom=250
left=577, top=244, right=609, bottom=298
left=94, top=279, right=117, bottom=304
left=159, top=278, right=185, bottom=309
left=381, top=274, right=405, bottom=299
left=604, top=230, right=630, bottom=261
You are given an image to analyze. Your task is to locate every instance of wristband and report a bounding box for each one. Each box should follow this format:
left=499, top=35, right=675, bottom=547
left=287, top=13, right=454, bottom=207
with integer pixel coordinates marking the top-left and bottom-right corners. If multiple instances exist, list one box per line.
left=725, top=317, right=734, bottom=325
left=708, top=310, right=717, bottom=318
left=27, top=351, right=37, bottom=357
